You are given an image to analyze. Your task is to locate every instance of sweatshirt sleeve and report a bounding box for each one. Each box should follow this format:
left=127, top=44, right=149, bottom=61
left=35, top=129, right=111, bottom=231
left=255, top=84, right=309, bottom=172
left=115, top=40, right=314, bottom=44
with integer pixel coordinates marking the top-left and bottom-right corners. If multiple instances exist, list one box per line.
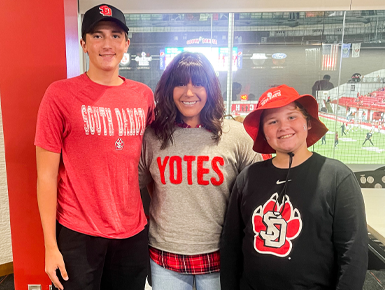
left=237, top=125, right=263, bottom=172
left=220, top=174, right=245, bottom=290
left=333, top=173, right=368, bottom=290
left=138, top=130, right=153, bottom=189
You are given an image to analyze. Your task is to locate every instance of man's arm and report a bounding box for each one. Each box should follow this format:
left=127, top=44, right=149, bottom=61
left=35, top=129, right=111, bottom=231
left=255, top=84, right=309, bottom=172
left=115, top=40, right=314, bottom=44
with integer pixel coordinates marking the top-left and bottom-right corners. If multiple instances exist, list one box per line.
left=36, top=146, right=68, bottom=290
left=312, top=81, right=319, bottom=97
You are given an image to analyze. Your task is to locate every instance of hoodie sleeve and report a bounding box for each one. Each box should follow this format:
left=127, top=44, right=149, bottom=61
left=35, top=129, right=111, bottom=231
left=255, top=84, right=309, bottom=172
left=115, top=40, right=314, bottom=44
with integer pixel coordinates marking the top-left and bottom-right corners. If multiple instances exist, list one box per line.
left=220, top=174, right=245, bottom=290
left=333, top=172, right=368, bottom=290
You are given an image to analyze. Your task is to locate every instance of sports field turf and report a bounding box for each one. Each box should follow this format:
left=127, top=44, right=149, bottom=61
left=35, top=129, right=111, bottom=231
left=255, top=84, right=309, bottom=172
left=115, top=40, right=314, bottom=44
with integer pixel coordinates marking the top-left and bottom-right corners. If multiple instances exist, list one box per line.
left=311, top=117, right=385, bottom=164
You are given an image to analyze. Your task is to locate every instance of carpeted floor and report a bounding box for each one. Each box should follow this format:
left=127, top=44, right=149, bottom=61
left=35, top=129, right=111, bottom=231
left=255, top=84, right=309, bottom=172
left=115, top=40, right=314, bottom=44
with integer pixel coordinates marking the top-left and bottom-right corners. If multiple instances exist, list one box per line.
left=1, top=271, right=384, bottom=290
left=364, top=270, right=385, bottom=290
left=0, top=275, right=14, bottom=290
left=0, top=275, right=151, bottom=290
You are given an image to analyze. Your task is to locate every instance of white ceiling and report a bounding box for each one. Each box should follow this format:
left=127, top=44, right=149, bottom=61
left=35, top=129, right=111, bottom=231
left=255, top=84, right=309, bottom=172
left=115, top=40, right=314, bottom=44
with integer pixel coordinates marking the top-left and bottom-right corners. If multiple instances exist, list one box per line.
left=79, top=0, right=385, bottom=14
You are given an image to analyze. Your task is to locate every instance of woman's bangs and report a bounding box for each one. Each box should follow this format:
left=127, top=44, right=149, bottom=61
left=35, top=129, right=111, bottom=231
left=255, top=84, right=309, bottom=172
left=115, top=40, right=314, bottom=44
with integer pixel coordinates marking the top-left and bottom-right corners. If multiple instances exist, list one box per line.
left=190, top=65, right=208, bottom=87
left=171, top=64, right=190, bottom=86
left=171, top=59, right=208, bottom=87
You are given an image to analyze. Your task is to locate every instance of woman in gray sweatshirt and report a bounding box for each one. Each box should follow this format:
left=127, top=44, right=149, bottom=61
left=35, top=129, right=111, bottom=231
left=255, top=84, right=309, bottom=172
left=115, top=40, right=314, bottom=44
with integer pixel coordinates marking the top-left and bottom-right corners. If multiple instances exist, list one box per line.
left=139, top=52, right=262, bottom=290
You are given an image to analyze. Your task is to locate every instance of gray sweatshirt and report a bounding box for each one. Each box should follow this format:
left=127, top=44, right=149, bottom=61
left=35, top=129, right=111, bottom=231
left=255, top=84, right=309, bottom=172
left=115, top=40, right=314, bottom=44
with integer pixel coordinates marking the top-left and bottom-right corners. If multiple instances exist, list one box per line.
left=139, top=119, right=262, bottom=255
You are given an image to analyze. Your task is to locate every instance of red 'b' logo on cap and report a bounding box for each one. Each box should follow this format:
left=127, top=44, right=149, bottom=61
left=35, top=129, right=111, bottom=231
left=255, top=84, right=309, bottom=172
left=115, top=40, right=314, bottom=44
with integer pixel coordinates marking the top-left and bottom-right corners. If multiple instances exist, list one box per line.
left=99, top=5, right=112, bottom=16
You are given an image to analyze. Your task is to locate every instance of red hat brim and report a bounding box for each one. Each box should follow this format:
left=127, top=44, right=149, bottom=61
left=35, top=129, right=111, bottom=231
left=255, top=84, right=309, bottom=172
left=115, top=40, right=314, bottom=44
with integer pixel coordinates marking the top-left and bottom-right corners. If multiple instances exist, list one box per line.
left=243, top=86, right=328, bottom=154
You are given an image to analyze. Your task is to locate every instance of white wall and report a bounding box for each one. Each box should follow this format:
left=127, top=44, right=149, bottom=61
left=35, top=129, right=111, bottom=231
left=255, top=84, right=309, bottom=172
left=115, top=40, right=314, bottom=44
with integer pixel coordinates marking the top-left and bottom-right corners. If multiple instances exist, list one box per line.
left=352, top=0, right=385, bottom=10
left=0, top=97, right=12, bottom=266
left=79, top=0, right=385, bottom=13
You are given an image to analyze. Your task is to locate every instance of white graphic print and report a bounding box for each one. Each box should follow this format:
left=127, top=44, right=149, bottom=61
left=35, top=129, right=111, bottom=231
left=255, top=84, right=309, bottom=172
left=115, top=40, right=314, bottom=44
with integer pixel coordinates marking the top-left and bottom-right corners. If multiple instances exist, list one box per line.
left=252, top=193, right=302, bottom=257
left=276, top=179, right=291, bottom=185
left=82, top=105, right=145, bottom=137
left=259, top=211, right=287, bottom=248
left=115, top=138, right=124, bottom=150
left=260, top=90, right=281, bottom=106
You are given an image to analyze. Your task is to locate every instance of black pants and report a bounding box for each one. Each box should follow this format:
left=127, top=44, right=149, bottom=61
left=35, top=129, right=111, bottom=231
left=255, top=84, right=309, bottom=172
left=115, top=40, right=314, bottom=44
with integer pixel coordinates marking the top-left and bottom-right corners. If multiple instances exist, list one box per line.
left=54, top=223, right=149, bottom=290
left=363, top=138, right=374, bottom=146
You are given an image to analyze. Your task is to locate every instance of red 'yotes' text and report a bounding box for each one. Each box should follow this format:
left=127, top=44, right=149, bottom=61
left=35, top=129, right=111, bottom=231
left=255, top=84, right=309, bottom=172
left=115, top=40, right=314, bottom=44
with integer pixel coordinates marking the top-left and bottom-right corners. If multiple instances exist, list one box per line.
left=157, top=156, right=224, bottom=186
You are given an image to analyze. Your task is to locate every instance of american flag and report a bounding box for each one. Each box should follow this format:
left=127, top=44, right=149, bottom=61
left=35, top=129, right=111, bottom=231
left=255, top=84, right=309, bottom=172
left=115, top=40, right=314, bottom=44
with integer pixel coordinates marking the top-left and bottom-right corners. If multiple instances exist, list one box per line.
left=322, top=44, right=339, bottom=71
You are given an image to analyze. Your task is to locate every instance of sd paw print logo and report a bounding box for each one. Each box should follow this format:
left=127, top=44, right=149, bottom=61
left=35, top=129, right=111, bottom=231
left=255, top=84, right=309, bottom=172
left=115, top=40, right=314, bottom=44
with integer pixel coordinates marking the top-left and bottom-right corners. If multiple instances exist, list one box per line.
left=115, top=138, right=124, bottom=150
left=252, top=193, right=302, bottom=257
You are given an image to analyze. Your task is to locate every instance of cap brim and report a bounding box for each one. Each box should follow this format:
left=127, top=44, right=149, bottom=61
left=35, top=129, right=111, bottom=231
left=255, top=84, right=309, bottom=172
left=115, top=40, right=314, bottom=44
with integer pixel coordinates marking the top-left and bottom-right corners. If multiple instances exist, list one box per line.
left=84, top=18, right=129, bottom=36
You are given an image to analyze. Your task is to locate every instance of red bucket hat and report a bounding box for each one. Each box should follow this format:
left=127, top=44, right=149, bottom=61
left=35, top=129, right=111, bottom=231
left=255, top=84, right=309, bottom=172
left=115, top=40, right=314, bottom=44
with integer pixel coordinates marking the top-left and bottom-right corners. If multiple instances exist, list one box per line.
left=243, top=84, right=328, bottom=154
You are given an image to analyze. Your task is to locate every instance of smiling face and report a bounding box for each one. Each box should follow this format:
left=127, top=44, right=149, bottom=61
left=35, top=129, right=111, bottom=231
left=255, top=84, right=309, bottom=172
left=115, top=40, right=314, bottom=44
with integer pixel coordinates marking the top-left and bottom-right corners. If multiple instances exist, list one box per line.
left=80, top=21, right=129, bottom=74
left=173, top=80, right=207, bottom=127
left=262, top=102, right=311, bottom=156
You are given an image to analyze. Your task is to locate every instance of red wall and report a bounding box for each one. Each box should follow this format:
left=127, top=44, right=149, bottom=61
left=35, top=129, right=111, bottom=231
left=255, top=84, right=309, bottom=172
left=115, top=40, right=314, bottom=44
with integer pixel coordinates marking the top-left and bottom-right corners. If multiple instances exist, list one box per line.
left=0, top=0, right=79, bottom=289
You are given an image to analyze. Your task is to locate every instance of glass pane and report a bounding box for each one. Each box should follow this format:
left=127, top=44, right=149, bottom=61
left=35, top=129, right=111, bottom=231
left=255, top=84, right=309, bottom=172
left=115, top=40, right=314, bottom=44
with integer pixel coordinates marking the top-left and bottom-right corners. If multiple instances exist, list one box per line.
left=326, top=10, right=385, bottom=164
left=231, top=10, right=343, bottom=137
left=232, top=10, right=385, bottom=164
left=117, top=10, right=385, bottom=165
left=119, top=13, right=228, bottom=97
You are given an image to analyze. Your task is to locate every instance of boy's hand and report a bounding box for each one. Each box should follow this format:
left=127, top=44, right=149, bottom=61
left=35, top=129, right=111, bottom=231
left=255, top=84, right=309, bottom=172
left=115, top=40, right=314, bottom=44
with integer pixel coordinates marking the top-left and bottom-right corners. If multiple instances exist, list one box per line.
left=45, top=247, right=68, bottom=290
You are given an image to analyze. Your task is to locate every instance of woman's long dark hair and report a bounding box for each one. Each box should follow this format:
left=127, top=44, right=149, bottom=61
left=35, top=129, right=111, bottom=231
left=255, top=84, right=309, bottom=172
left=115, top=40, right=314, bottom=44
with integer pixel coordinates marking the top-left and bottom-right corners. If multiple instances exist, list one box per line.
left=152, top=52, right=225, bottom=149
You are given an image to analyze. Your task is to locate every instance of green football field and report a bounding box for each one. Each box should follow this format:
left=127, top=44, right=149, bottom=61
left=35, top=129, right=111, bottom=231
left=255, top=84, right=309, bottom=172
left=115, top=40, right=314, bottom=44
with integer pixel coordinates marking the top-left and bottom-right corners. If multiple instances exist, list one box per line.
left=310, top=117, right=385, bottom=164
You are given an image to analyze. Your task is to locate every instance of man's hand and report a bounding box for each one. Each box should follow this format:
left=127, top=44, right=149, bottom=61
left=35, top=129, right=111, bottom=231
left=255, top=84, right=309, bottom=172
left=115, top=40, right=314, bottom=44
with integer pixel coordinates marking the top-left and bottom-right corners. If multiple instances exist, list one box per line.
left=45, top=247, right=68, bottom=290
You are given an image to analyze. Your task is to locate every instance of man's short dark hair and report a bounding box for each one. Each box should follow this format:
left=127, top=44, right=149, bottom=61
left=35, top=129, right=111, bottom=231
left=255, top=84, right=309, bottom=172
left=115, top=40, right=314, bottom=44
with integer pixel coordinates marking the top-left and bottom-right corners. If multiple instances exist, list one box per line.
left=323, top=75, right=331, bottom=80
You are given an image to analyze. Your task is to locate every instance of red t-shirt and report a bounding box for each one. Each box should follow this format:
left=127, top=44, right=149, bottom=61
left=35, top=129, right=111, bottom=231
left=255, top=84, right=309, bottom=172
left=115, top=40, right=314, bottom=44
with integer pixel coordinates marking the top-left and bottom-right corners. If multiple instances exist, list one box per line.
left=35, top=74, right=155, bottom=239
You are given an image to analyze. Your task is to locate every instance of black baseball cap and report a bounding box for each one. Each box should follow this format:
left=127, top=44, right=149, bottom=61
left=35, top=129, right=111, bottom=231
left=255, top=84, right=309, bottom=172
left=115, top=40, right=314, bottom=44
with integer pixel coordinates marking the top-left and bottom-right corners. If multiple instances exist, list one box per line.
left=82, top=4, right=129, bottom=38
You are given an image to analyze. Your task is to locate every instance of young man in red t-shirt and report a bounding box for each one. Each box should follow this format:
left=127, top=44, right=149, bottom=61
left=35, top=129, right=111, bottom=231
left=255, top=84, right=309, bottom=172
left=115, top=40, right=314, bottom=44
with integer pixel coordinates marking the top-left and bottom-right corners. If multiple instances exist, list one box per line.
left=35, top=4, right=154, bottom=290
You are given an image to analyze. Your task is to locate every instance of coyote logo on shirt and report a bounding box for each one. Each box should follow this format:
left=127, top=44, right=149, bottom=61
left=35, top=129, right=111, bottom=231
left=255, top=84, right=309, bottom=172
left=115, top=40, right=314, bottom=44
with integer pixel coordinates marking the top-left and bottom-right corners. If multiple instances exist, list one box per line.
left=252, top=193, right=302, bottom=257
